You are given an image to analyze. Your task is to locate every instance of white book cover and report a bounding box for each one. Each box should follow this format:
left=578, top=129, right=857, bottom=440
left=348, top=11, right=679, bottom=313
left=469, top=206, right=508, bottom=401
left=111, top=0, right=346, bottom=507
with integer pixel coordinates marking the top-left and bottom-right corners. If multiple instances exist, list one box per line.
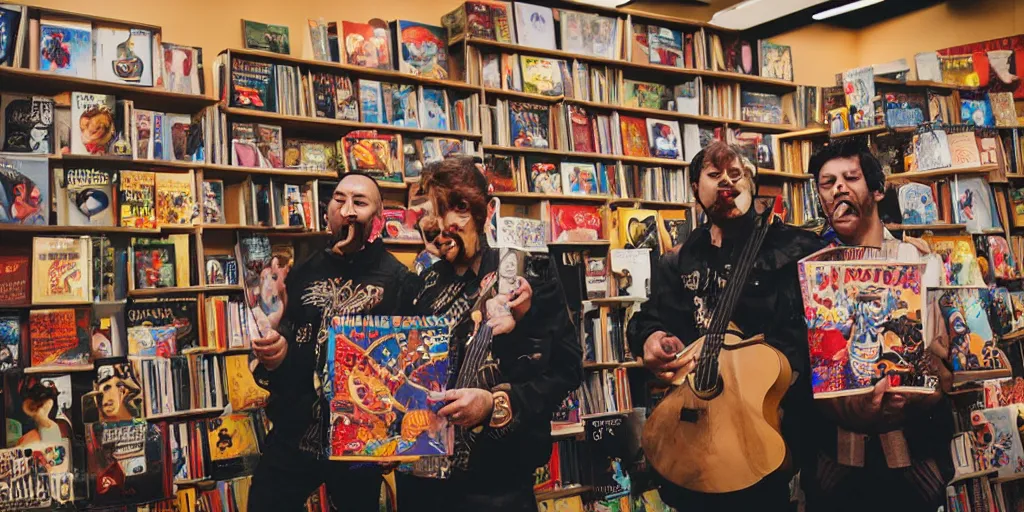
left=915, top=51, right=942, bottom=82
left=513, top=3, right=556, bottom=50
left=682, top=124, right=701, bottom=161
left=161, top=43, right=201, bottom=94
left=610, top=248, right=651, bottom=299
left=70, top=92, right=116, bottom=155
left=94, top=26, right=154, bottom=86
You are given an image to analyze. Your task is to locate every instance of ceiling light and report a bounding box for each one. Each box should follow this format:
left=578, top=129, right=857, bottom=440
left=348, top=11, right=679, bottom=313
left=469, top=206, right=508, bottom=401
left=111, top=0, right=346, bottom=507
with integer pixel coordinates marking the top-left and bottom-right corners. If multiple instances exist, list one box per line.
left=710, top=0, right=828, bottom=30
left=812, top=0, right=885, bottom=20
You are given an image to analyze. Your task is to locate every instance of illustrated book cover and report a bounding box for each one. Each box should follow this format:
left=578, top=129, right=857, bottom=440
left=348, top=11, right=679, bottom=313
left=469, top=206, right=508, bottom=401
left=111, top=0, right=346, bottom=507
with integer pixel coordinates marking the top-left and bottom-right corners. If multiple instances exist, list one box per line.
left=31, top=236, right=91, bottom=304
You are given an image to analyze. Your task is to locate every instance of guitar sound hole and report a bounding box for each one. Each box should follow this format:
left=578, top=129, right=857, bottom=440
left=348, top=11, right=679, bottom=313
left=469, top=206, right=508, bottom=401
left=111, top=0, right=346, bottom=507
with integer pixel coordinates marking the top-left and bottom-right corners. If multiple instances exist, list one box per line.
left=692, top=373, right=723, bottom=400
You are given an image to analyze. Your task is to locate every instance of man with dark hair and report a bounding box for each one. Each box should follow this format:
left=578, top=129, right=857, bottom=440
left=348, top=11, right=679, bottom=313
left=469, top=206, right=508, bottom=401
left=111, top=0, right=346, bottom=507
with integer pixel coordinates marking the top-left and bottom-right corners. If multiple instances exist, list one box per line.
left=398, top=155, right=582, bottom=512
left=248, top=172, right=418, bottom=512
left=628, top=141, right=823, bottom=511
left=805, top=139, right=953, bottom=512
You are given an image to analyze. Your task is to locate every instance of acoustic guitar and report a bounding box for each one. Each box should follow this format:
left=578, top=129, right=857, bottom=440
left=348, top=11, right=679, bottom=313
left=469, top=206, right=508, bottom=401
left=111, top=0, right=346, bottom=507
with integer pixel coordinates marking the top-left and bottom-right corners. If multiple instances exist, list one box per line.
left=642, top=197, right=793, bottom=494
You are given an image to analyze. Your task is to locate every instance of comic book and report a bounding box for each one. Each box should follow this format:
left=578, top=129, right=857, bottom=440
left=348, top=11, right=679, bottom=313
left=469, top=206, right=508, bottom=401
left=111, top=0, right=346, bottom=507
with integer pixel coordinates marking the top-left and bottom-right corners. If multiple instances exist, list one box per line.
left=28, top=308, right=91, bottom=368
left=206, top=413, right=261, bottom=480
left=224, top=354, right=269, bottom=411
left=324, top=316, right=452, bottom=461
left=86, top=420, right=171, bottom=506
left=928, top=286, right=1004, bottom=372
left=798, top=245, right=936, bottom=398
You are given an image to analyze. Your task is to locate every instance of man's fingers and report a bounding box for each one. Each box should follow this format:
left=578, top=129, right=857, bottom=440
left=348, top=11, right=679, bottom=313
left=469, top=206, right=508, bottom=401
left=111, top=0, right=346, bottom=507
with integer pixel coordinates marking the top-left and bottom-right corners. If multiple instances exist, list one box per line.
left=507, top=293, right=529, bottom=309
left=437, top=402, right=461, bottom=417
left=443, top=389, right=463, bottom=402
left=658, top=358, right=687, bottom=372
left=647, top=343, right=675, bottom=362
left=661, top=336, right=685, bottom=353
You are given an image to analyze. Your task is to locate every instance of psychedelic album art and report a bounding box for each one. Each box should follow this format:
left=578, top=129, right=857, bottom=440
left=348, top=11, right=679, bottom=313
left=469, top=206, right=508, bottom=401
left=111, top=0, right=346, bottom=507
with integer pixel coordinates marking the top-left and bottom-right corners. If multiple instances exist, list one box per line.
left=922, top=234, right=986, bottom=286
left=928, top=287, right=1002, bottom=372
left=798, top=246, right=936, bottom=398
left=970, top=406, right=1024, bottom=478
left=897, top=183, right=939, bottom=225
left=324, top=316, right=452, bottom=461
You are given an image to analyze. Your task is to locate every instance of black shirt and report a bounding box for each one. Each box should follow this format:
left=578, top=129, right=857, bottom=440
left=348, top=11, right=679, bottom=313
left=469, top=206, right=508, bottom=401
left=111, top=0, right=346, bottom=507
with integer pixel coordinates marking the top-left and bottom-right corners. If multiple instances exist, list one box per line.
left=627, top=221, right=825, bottom=466
left=254, top=239, right=417, bottom=456
left=413, top=247, right=582, bottom=482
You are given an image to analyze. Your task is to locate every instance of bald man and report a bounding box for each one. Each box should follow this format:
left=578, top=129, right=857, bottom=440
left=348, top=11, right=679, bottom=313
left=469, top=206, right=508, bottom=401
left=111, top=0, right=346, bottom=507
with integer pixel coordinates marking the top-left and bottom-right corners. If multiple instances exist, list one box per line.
left=249, top=172, right=419, bottom=512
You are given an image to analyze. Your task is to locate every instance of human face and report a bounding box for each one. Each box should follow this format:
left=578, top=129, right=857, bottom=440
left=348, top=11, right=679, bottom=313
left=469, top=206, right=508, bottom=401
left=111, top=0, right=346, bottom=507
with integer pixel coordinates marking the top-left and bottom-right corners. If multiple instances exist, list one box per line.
left=327, top=175, right=382, bottom=253
left=430, top=189, right=481, bottom=266
left=816, top=156, right=883, bottom=241
left=100, top=378, right=125, bottom=419
left=692, top=156, right=753, bottom=221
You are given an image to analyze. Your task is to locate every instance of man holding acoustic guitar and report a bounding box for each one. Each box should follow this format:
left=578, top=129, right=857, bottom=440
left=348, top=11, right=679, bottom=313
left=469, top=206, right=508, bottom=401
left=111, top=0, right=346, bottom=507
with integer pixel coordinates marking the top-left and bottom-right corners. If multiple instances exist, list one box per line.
left=628, top=141, right=823, bottom=511
left=803, top=139, right=953, bottom=512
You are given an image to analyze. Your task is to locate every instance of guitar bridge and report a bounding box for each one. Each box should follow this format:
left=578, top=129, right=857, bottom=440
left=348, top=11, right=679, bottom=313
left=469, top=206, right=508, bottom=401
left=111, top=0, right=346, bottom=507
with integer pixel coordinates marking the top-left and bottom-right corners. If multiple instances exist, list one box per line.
left=679, top=408, right=701, bottom=423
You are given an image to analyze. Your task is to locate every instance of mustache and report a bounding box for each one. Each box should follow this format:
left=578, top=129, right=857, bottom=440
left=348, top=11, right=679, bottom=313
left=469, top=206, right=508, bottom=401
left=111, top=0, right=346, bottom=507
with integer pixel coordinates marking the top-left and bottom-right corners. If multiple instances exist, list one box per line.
left=434, top=231, right=465, bottom=253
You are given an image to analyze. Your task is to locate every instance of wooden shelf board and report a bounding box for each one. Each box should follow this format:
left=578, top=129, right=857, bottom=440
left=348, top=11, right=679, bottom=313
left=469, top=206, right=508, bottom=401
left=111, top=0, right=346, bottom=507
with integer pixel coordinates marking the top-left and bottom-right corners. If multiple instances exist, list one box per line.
left=0, top=67, right=216, bottom=112
left=128, top=286, right=243, bottom=297
left=608, top=198, right=694, bottom=209
left=0, top=224, right=161, bottom=234
left=830, top=125, right=887, bottom=138
left=584, top=296, right=648, bottom=305
left=584, top=360, right=643, bottom=370
left=225, top=48, right=482, bottom=92
left=25, top=364, right=95, bottom=374
left=54, top=155, right=202, bottom=171
left=548, top=240, right=612, bottom=246
left=551, top=424, right=585, bottom=437
left=875, top=77, right=958, bottom=90
left=457, top=38, right=797, bottom=89
left=26, top=300, right=96, bottom=308
left=563, top=99, right=795, bottom=132
left=493, top=191, right=611, bottom=204
left=221, top=106, right=483, bottom=139
left=885, top=165, right=999, bottom=181
left=581, top=411, right=630, bottom=420
left=949, top=469, right=998, bottom=485
left=953, top=367, right=1013, bottom=386
left=775, top=127, right=829, bottom=140
left=535, top=485, right=593, bottom=503
left=203, top=163, right=338, bottom=179
left=383, top=239, right=425, bottom=246
left=145, top=407, right=225, bottom=421
left=885, top=223, right=967, bottom=231
left=484, top=87, right=563, bottom=103
left=482, top=145, right=687, bottom=167
left=757, top=169, right=813, bottom=179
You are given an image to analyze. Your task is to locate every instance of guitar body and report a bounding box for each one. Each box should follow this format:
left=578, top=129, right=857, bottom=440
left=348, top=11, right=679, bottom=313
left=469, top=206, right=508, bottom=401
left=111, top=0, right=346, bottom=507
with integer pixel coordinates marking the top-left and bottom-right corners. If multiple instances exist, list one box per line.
left=642, top=325, right=793, bottom=494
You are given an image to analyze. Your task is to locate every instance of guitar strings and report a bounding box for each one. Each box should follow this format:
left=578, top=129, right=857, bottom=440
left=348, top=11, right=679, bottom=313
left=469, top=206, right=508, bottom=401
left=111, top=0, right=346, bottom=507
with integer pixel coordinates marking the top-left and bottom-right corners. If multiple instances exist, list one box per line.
left=695, top=201, right=775, bottom=391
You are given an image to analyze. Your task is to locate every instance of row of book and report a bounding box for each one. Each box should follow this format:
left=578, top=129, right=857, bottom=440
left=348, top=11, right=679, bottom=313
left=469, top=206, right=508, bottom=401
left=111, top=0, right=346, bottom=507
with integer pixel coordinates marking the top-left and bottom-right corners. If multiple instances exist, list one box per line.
left=134, top=354, right=230, bottom=417
left=883, top=177, right=1002, bottom=230
left=0, top=7, right=205, bottom=95
left=0, top=92, right=204, bottom=161
left=581, top=367, right=632, bottom=416
left=583, top=304, right=634, bottom=365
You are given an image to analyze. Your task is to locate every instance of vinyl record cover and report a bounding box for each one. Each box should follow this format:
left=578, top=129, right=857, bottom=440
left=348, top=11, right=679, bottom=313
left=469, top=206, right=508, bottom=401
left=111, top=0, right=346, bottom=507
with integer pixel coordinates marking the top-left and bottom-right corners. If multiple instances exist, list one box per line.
left=86, top=420, right=170, bottom=506
left=560, top=162, right=604, bottom=196
left=0, top=154, right=49, bottom=225
left=509, top=102, right=549, bottom=149
left=1, top=94, right=54, bottom=154
left=897, top=182, right=939, bottom=225
left=397, top=20, right=448, bottom=79
left=40, top=18, right=92, bottom=78
left=921, top=234, right=986, bottom=286
left=550, top=205, right=602, bottom=243
left=609, top=249, right=651, bottom=299
left=928, top=286, right=999, bottom=372
left=955, top=176, right=998, bottom=229
left=94, top=26, right=153, bottom=87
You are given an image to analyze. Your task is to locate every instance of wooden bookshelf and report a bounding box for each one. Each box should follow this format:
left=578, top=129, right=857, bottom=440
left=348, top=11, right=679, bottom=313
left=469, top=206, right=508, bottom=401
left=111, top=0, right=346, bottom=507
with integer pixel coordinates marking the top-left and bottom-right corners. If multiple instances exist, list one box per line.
left=830, top=125, right=887, bottom=138
left=884, top=164, right=999, bottom=181
left=203, top=163, right=338, bottom=179
left=128, top=285, right=243, bottom=298
left=484, top=88, right=564, bottom=103
left=874, top=77, right=958, bottom=90
left=885, top=223, right=968, bottom=231
left=535, top=485, right=593, bottom=503
left=220, top=106, right=483, bottom=139
left=482, top=144, right=688, bottom=167
left=581, top=410, right=630, bottom=420
left=24, top=363, right=95, bottom=374
left=757, top=169, right=813, bottom=180
left=493, top=191, right=611, bottom=204
left=198, top=224, right=305, bottom=232
left=455, top=37, right=798, bottom=90
left=54, top=155, right=203, bottom=172
left=949, top=469, right=998, bottom=485
left=584, top=360, right=643, bottom=370
left=0, top=225, right=161, bottom=235
left=0, top=67, right=216, bottom=113
left=608, top=198, right=694, bottom=209
left=225, top=48, right=482, bottom=93
left=145, top=407, right=226, bottom=421
left=775, top=127, right=829, bottom=140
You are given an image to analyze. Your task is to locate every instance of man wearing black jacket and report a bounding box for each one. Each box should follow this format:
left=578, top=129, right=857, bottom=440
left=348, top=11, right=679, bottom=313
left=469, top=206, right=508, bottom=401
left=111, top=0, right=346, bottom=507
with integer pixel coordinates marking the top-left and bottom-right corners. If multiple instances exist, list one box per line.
left=397, top=156, right=582, bottom=512
left=627, top=142, right=823, bottom=511
left=248, top=172, right=416, bottom=512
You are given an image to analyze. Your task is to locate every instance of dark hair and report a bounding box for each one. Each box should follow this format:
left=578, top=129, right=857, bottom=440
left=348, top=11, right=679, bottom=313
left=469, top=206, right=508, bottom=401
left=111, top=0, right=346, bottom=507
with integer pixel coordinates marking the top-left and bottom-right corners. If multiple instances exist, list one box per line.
left=688, top=141, right=755, bottom=186
left=420, top=155, right=490, bottom=232
left=807, top=139, right=885, bottom=194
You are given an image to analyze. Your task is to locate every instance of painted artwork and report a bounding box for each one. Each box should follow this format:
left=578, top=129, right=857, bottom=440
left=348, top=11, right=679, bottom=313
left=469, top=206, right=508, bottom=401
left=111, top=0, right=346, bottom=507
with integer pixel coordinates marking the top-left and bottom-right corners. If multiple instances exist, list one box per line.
left=623, top=80, right=669, bottom=110
left=0, top=154, right=49, bottom=225
left=397, top=21, right=448, bottom=79
left=1011, top=291, right=1024, bottom=332
left=82, top=362, right=143, bottom=424
left=206, top=413, right=261, bottom=480
left=559, top=10, right=617, bottom=60
left=646, top=119, right=681, bottom=159
left=928, top=287, right=1000, bottom=372
left=509, top=102, right=550, bottom=149
left=898, top=183, right=939, bottom=225
left=619, top=116, right=650, bottom=158
left=883, top=91, right=926, bottom=128
left=527, top=158, right=561, bottom=194
left=842, top=66, right=875, bottom=129
left=923, top=235, right=986, bottom=286
left=798, top=247, right=936, bottom=398
left=419, top=88, right=449, bottom=131
left=961, top=95, right=996, bottom=127
left=39, top=18, right=91, bottom=78
left=985, top=235, right=1020, bottom=281
left=550, top=205, right=602, bottom=243
left=520, top=56, right=564, bottom=96
left=242, top=20, right=290, bottom=54
left=342, top=20, right=392, bottom=70
left=970, top=406, right=1024, bottom=478
left=955, top=177, right=999, bottom=230
left=560, top=162, right=603, bottom=196
left=948, top=131, right=982, bottom=167
left=324, top=316, right=452, bottom=461
left=913, top=130, right=952, bottom=171
left=759, top=41, right=793, bottom=81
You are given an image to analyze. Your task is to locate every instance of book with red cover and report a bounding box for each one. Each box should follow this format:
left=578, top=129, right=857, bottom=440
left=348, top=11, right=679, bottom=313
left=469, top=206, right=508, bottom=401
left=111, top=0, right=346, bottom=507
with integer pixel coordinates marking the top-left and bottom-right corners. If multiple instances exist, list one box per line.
left=28, top=308, right=91, bottom=368
left=619, top=116, right=650, bottom=157
left=551, top=205, right=603, bottom=243
left=569, top=105, right=596, bottom=153
left=0, top=254, right=30, bottom=306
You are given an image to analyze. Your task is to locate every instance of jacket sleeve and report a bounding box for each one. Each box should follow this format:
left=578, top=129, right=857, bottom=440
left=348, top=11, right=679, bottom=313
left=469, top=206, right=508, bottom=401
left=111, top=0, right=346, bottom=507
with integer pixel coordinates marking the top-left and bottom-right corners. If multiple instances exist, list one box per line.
left=626, top=248, right=678, bottom=359
left=251, top=263, right=305, bottom=391
left=488, top=263, right=583, bottom=437
left=764, top=261, right=810, bottom=381
left=396, top=266, right=424, bottom=316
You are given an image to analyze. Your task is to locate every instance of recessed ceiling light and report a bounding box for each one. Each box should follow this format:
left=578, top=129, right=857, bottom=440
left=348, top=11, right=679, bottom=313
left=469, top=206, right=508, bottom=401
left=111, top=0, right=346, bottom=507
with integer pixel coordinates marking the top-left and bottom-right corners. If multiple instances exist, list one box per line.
left=812, top=0, right=885, bottom=20
left=710, top=0, right=829, bottom=30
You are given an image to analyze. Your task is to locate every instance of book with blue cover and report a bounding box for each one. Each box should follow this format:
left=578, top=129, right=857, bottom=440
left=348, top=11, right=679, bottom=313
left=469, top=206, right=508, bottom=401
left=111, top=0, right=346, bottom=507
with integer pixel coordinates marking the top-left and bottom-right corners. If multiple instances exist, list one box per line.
left=40, top=17, right=92, bottom=78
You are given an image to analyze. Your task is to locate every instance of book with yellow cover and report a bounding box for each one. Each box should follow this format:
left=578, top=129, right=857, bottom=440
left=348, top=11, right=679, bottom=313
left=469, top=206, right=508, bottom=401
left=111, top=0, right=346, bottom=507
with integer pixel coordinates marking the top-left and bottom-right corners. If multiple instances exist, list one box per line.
left=612, top=207, right=661, bottom=253
left=224, top=354, right=268, bottom=411
left=155, top=171, right=196, bottom=226
left=31, top=236, right=92, bottom=304
left=119, top=170, right=157, bottom=229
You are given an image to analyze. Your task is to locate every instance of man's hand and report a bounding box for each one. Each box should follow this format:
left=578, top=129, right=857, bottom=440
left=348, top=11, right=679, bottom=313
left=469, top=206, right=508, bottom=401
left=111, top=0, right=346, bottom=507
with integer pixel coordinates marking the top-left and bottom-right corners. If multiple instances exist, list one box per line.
left=253, top=329, right=288, bottom=371
left=643, top=331, right=696, bottom=383
left=851, top=378, right=907, bottom=419
left=508, top=277, right=532, bottom=322
left=438, top=388, right=494, bottom=427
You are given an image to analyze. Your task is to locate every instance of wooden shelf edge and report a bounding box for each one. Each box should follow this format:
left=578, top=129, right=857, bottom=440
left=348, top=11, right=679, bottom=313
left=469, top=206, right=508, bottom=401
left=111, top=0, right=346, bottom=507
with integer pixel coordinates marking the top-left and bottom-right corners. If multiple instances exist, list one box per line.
left=535, top=485, right=593, bottom=503
left=220, top=106, right=483, bottom=139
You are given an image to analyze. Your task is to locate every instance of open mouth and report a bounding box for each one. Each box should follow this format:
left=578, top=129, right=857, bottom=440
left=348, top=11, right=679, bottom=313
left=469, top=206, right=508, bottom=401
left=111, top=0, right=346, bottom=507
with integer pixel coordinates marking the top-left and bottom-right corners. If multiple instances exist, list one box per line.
left=717, top=189, right=737, bottom=201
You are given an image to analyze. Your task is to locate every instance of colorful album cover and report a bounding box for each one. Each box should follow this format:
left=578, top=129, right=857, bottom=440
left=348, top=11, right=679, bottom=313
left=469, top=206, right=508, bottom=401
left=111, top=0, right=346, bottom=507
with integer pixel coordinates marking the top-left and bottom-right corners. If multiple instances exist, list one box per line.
left=842, top=66, right=876, bottom=129
left=955, top=177, right=999, bottom=230
left=609, top=248, right=651, bottom=298
left=39, top=18, right=92, bottom=77
left=646, top=119, right=682, bottom=159
left=419, top=88, right=449, bottom=131
left=509, top=102, right=550, bottom=149
left=132, top=239, right=177, bottom=289
left=922, top=234, right=986, bottom=286
left=969, top=406, right=1024, bottom=478
left=324, top=316, right=452, bottom=461
left=242, top=20, right=290, bottom=54
left=614, top=208, right=660, bottom=253
left=520, top=56, right=564, bottom=97
left=798, top=246, right=936, bottom=398
left=237, top=234, right=287, bottom=339
left=206, top=413, right=261, bottom=480
left=342, top=20, right=392, bottom=70
left=559, top=10, right=617, bottom=60
left=82, top=362, right=143, bottom=424
left=224, top=354, right=269, bottom=411
left=397, top=20, right=448, bottom=79
left=647, top=26, right=683, bottom=67
left=1011, top=291, right=1024, bottom=332
left=560, top=162, right=604, bottom=196
left=928, top=286, right=1001, bottom=372
left=897, top=183, right=939, bottom=225
left=657, top=209, right=690, bottom=250
left=550, top=205, right=602, bottom=243
left=126, top=326, right=177, bottom=357
left=619, top=116, right=650, bottom=157
left=527, top=157, right=561, bottom=194
left=4, top=371, right=75, bottom=447
left=86, top=420, right=170, bottom=506
left=623, top=80, right=669, bottom=110
left=989, top=287, right=1015, bottom=337
left=759, top=41, right=793, bottom=81
left=513, top=3, right=556, bottom=50
left=94, top=27, right=153, bottom=86
left=0, top=154, right=49, bottom=225
left=0, top=313, right=20, bottom=369
left=483, top=154, right=516, bottom=192
left=382, top=207, right=423, bottom=242
left=1, top=94, right=55, bottom=154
